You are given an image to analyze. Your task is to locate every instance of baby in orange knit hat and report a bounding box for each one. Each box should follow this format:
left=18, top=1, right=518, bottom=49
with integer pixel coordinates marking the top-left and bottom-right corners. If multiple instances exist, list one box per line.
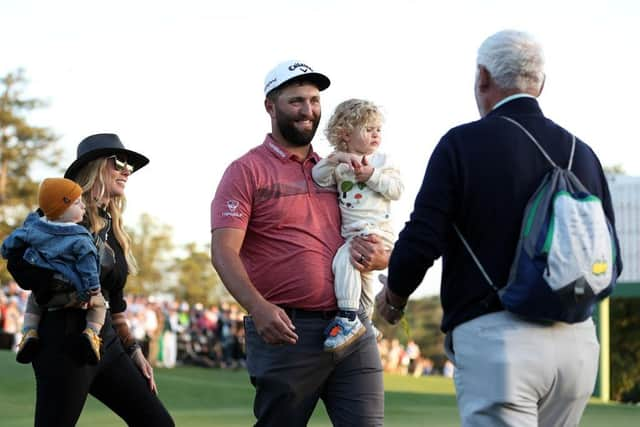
left=1, top=178, right=105, bottom=364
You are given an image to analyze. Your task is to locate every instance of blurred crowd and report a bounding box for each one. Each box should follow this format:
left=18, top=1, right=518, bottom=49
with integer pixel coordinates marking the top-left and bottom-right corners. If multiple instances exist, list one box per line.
left=2, top=280, right=453, bottom=377
left=378, top=337, right=454, bottom=378
left=0, top=280, right=27, bottom=351
left=124, top=295, right=247, bottom=369
left=0, top=281, right=247, bottom=369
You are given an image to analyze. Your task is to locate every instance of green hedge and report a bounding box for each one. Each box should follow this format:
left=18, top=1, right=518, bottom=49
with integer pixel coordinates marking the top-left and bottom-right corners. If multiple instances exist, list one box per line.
left=611, top=298, right=640, bottom=402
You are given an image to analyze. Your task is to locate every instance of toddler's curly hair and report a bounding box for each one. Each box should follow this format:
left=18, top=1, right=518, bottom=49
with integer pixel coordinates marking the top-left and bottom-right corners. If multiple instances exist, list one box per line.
left=324, top=99, right=383, bottom=152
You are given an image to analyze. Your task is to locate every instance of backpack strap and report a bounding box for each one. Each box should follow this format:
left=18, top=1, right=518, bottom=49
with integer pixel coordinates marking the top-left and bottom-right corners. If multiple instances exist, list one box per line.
left=567, top=133, right=576, bottom=171
left=452, top=224, right=499, bottom=292
left=500, top=116, right=576, bottom=171
left=455, top=117, right=579, bottom=298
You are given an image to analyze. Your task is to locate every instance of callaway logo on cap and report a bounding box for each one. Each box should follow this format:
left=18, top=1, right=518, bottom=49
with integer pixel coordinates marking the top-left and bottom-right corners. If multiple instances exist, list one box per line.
left=263, top=60, right=331, bottom=96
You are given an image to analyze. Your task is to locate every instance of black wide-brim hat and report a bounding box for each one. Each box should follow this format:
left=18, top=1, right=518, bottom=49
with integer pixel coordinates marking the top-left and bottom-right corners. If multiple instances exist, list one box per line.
left=64, top=133, right=149, bottom=180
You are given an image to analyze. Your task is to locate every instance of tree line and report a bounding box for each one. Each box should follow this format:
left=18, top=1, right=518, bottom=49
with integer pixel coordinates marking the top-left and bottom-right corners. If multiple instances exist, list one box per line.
left=0, top=69, right=225, bottom=304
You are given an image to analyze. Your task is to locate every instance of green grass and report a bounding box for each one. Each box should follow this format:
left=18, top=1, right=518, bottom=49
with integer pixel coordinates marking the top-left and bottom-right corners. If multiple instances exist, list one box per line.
left=0, top=350, right=637, bottom=426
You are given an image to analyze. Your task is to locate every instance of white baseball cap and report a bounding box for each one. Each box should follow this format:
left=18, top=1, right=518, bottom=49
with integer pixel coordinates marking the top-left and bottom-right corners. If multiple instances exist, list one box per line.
left=263, top=60, right=331, bottom=96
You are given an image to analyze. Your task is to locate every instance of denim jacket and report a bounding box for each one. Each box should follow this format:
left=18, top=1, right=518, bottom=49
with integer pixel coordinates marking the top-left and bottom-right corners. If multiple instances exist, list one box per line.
left=1, top=212, right=100, bottom=299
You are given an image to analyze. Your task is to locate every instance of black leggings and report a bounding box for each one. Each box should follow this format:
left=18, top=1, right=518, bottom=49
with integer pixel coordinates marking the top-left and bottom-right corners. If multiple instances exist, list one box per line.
left=32, top=309, right=174, bottom=427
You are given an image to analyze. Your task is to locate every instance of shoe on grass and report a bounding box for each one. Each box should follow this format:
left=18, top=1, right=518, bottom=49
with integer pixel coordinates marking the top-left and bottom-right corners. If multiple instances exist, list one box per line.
left=323, top=316, right=365, bottom=352
left=16, top=329, right=40, bottom=364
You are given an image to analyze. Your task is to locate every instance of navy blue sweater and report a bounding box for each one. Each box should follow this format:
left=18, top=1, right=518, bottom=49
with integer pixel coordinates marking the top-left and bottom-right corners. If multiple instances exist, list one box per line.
left=387, top=97, right=622, bottom=333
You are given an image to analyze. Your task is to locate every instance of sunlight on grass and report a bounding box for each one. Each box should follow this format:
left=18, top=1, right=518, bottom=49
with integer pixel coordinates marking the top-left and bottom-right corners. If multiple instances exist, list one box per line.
left=0, top=350, right=637, bottom=427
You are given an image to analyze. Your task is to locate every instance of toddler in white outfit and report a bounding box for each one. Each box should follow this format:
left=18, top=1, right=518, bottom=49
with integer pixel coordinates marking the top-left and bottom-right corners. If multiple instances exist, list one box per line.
left=312, top=99, right=403, bottom=351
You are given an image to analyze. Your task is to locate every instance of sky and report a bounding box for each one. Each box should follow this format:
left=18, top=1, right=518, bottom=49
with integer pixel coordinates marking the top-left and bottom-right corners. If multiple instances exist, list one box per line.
left=2, top=0, right=639, bottom=298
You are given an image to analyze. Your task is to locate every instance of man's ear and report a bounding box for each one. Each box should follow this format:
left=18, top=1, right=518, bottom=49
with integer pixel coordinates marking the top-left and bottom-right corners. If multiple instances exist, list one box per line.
left=264, top=98, right=275, bottom=117
left=538, top=74, right=546, bottom=97
left=477, top=65, right=492, bottom=93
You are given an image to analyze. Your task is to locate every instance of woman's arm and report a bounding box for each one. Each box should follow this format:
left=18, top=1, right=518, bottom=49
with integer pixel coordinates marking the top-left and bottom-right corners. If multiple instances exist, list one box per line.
left=112, top=311, right=158, bottom=394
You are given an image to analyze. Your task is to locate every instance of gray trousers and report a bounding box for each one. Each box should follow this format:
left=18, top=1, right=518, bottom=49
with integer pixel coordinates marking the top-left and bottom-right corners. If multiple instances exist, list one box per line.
left=244, top=311, right=384, bottom=427
left=446, top=311, right=599, bottom=427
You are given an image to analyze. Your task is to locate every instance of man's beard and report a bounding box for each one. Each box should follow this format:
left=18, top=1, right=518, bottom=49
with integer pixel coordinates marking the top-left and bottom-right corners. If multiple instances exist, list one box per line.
left=276, top=109, right=321, bottom=147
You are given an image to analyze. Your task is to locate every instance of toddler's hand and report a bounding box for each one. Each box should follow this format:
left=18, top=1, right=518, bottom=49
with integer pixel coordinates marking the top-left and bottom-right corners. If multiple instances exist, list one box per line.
left=331, top=152, right=355, bottom=165
left=353, top=156, right=374, bottom=182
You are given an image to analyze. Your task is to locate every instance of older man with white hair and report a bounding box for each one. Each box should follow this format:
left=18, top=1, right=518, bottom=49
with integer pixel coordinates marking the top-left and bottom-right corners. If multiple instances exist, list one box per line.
left=376, top=29, right=622, bottom=426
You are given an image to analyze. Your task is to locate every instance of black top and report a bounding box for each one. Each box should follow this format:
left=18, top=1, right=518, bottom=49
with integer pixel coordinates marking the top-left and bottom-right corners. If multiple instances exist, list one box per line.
left=94, top=209, right=128, bottom=314
left=387, top=97, right=622, bottom=333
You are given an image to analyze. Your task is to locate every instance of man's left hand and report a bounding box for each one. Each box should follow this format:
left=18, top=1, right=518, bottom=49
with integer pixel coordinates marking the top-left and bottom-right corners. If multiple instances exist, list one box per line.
left=350, top=234, right=389, bottom=272
left=375, top=274, right=408, bottom=325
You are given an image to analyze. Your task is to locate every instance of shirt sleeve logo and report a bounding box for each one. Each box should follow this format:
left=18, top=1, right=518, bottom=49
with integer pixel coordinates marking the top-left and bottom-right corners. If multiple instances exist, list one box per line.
left=222, top=199, right=242, bottom=218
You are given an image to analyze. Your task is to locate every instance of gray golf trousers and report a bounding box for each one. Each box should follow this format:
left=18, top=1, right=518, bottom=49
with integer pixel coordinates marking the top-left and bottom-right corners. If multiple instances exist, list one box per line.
left=244, top=309, right=384, bottom=427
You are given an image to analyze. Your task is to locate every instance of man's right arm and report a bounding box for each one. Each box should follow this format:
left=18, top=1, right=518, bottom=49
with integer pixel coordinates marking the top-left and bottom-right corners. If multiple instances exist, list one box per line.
left=211, top=228, right=298, bottom=344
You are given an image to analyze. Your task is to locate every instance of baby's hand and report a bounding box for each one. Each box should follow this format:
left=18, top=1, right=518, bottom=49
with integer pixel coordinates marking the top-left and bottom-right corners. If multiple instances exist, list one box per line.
left=331, top=152, right=354, bottom=164
left=330, top=152, right=363, bottom=167
left=353, top=156, right=374, bottom=182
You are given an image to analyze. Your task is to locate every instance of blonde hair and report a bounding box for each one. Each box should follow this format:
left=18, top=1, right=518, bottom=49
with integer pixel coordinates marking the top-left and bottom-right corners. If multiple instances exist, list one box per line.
left=324, top=99, right=383, bottom=152
left=73, top=157, right=138, bottom=275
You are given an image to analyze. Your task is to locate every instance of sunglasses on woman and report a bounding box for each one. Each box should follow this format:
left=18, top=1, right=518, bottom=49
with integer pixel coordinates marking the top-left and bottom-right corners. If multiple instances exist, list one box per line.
left=107, top=155, right=135, bottom=173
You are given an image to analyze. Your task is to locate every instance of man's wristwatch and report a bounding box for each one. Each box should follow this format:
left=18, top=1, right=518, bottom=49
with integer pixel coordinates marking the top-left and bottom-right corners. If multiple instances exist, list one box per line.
left=385, top=290, right=406, bottom=314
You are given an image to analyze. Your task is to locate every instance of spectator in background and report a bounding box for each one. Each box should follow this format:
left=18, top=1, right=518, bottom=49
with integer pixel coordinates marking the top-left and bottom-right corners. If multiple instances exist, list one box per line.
left=443, top=360, right=454, bottom=378
left=0, top=290, right=11, bottom=350
left=200, top=304, right=219, bottom=332
left=232, top=311, right=246, bottom=368
left=0, top=290, right=7, bottom=330
left=228, top=303, right=246, bottom=368
left=146, top=299, right=164, bottom=367
left=178, top=302, right=190, bottom=328
left=377, top=338, right=390, bottom=369
left=414, top=357, right=434, bottom=378
left=4, top=296, right=22, bottom=334
left=217, top=302, right=234, bottom=368
left=386, top=338, right=404, bottom=373
left=3, top=296, right=22, bottom=350
left=3, top=280, right=21, bottom=297
left=405, top=340, right=420, bottom=375
left=130, top=310, right=147, bottom=344
left=161, top=302, right=179, bottom=368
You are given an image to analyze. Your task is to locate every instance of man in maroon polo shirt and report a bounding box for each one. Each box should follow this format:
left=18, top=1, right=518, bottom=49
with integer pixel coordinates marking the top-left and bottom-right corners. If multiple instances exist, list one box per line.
left=211, top=60, right=387, bottom=426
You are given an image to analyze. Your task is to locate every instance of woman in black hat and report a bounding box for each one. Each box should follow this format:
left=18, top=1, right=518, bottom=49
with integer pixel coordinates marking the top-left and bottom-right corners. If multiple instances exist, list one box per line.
left=6, top=133, right=174, bottom=426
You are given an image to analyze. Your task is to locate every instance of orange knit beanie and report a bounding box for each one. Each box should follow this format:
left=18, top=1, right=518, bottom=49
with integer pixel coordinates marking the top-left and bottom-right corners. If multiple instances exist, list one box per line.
left=38, top=178, right=83, bottom=220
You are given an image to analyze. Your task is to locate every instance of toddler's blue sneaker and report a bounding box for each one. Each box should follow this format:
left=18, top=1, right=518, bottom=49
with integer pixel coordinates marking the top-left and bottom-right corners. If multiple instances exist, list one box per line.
left=323, top=316, right=365, bottom=352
